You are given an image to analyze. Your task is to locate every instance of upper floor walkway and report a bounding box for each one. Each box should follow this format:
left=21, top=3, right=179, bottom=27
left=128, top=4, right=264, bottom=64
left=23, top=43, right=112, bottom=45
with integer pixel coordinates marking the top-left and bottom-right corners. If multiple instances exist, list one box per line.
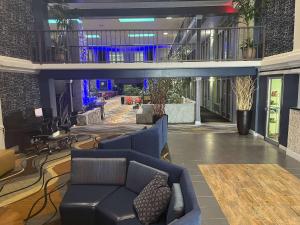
left=31, top=26, right=265, bottom=64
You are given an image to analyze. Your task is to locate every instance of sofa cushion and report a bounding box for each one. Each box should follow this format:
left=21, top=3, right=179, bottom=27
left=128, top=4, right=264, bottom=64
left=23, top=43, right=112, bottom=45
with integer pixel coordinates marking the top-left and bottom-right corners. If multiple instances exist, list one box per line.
left=166, top=183, right=184, bottom=224
left=126, top=161, right=169, bottom=194
left=96, top=187, right=138, bottom=225
left=71, top=158, right=127, bottom=185
left=133, top=173, right=171, bottom=225
left=60, top=185, right=120, bottom=225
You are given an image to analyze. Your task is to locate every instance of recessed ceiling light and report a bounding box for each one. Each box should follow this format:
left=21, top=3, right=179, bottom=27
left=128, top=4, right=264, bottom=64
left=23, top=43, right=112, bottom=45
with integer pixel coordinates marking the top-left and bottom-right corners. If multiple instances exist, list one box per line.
left=48, top=19, right=82, bottom=24
left=119, top=18, right=155, bottom=23
left=86, top=34, right=100, bottom=38
left=128, top=33, right=156, bottom=38
left=166, top=17, right=173, bottom=20
left=163, top=32, right=169, bottom=35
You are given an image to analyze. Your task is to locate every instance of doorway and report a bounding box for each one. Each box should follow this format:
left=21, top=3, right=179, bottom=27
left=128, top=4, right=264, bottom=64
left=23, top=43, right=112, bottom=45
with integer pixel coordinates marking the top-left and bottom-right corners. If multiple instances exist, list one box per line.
left=265, top=77, right=283, bottom=144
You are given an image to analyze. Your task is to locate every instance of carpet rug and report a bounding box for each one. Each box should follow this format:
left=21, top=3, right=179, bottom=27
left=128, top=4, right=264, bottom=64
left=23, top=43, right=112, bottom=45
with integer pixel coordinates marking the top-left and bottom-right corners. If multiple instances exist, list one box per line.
left=199, top=164, right=300, bottom=225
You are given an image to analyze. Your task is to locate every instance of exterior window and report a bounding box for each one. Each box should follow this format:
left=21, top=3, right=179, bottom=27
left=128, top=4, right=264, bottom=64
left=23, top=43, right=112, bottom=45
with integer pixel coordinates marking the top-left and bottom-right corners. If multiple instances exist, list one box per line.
left=109, top=52, right=124, bottom=63
left=134, top=51, right=144, bottom=62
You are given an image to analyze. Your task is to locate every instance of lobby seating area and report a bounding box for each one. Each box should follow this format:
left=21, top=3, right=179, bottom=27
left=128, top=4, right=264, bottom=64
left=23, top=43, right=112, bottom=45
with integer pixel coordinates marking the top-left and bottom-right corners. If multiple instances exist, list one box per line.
left=60, top=150, right=200, bottom=225
left=99, top=116, right=168, bottom=159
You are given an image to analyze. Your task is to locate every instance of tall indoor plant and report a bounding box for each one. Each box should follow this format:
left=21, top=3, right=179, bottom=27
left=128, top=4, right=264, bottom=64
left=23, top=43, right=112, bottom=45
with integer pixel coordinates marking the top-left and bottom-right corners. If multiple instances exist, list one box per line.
left=48, top=0, right=74, bottom=61
left=232, top=0, right=263, bottom=59
left=232, top=76, right=256, bottom=135
left=149, top=79, right=172, bottom=123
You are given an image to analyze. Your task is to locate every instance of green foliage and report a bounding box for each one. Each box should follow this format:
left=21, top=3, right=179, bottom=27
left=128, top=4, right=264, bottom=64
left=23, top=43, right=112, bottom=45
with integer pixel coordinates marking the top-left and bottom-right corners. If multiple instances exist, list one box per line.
left=48, top=0, right=74, bottom=30
left=124, top=85, right=142, bottom=96
left=233, top=0, right=266, bottom=26
left=166, top=79, right=184, bottom=104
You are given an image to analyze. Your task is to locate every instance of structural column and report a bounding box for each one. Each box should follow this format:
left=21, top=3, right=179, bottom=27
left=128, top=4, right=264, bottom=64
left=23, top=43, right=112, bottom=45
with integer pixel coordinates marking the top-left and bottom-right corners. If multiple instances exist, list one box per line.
left=195, top=77, right=202, bottom=126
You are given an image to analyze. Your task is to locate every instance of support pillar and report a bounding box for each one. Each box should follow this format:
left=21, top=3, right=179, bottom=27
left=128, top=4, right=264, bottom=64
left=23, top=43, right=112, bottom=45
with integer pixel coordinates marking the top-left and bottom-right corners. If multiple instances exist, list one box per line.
left=39, top=78, right=57, bottom=117
left=195, top=77, right=202, bottom=126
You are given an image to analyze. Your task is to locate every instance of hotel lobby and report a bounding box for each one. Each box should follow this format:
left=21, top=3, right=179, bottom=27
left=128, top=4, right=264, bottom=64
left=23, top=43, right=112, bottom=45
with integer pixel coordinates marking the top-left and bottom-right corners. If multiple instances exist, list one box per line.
left=1, top=0, right=300, bottom=225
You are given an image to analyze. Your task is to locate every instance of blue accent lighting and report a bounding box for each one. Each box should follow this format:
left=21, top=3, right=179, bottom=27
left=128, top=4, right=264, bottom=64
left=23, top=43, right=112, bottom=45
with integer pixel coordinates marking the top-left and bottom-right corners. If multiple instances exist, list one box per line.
left=96, top=80, right=101, bottom=90
left=107, top=80, right=112, bottom=91
left=119, top=18, right=155, bottom=23
left=143, top=79, right=148, bottom=90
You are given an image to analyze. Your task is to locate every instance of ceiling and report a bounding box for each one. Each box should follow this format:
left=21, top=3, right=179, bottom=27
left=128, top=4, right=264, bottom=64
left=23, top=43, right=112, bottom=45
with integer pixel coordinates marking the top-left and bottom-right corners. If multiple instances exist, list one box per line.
left=82, top=17, right=185, bottom=30
left=57, top=0, right=234, bottom=17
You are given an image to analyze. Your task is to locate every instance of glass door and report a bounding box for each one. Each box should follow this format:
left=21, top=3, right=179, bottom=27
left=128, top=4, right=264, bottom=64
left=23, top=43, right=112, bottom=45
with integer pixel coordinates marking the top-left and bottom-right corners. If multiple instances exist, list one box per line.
left=265, top=77, right=283, bottom=143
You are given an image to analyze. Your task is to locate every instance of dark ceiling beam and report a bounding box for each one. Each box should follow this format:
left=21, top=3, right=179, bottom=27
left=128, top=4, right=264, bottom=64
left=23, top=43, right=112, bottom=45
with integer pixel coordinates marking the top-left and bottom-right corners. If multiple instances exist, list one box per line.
left=47, top=0, right=232, bottom=17
left=40, top=67, right=257, bottom=80
left=67, top=6, right=230, bottom=17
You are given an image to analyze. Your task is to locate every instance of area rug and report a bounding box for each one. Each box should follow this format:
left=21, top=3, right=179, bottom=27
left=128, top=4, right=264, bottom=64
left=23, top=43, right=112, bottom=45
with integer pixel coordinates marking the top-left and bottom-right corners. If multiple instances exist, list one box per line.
left=199, top=164, right=300, bottom=225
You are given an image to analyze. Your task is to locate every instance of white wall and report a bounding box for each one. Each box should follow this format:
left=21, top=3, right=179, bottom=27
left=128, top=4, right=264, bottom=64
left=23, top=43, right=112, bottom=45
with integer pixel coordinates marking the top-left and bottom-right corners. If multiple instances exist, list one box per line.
left=298, top=74, right=300, bottom=108
left=0, top=99, right=5, bottom=149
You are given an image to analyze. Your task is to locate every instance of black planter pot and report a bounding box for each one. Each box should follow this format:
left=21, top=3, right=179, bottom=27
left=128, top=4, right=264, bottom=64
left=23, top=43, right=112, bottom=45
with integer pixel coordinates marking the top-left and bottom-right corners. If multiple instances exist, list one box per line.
left=121, top=96, right=125, bottom=105
left=236, top=110, right=252, bottom=135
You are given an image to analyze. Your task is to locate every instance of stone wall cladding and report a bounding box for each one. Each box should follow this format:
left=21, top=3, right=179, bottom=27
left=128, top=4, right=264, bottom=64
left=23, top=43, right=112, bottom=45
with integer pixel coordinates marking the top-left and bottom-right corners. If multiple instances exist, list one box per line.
left=0, top=0, right=41, bottom=117
left=0, top=72, right=41, bottom=117
left=0, top=0, right=33, bottom=59
left=261, top=0, right=295, bottom=56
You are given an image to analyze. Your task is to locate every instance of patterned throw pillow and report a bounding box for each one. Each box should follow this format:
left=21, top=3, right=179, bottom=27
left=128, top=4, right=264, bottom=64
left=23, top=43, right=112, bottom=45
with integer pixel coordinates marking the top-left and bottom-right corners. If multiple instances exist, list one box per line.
left=133, top=173, right=171, bottom=225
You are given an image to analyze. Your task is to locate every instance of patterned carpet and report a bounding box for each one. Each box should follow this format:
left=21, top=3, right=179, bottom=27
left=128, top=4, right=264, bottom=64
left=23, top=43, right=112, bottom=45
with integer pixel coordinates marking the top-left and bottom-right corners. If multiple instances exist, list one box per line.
left=0, top=96, right=237, bottom=224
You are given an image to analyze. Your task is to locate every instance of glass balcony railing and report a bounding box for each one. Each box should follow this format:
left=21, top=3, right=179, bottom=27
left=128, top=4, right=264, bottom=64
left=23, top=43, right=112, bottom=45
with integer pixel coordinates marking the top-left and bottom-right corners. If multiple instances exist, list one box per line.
left=31, top=26, right=265, bottom=64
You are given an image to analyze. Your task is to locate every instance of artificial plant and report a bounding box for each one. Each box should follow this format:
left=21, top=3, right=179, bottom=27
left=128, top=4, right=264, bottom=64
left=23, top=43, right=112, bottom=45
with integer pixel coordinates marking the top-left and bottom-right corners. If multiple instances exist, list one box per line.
left=232, top=76, right=256, bottom=111
left=232, top=0, right=264, bottom=49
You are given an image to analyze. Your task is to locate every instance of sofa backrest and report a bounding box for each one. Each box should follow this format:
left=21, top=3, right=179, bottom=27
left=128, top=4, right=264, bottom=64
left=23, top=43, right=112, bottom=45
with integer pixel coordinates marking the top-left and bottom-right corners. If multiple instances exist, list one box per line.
left=126, top=160, right=169, bottom=193
left=99, top=134, right=132, bottom=149
left=71, top=157, right=127, bottom=185
left=131, top=126, right=160, bottom=158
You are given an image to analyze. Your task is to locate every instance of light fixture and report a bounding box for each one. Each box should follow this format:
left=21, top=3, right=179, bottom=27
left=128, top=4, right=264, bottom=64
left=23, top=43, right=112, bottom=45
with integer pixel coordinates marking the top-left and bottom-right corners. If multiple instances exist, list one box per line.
left=166, top=17, right=173, bottom=20
left=119, top=18, right=155, bottom=23
left=128, top=33, right=156, bottom=38
left=163, top=32, right=169, bottom=36
left=86, top=34, right=100, bottom=38
left=48, top=19, right=82, bottom=24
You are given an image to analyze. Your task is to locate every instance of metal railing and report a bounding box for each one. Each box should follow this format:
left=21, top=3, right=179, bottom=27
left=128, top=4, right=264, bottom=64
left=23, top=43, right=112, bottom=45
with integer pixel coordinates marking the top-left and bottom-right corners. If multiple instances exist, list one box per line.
left=31, top=26, right=265, bottom=64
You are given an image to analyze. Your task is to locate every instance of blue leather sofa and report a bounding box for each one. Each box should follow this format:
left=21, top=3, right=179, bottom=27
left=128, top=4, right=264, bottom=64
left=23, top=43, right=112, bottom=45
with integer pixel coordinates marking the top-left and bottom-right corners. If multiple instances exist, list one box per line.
left=99, top=115, right=168, bottom=159
left=60, top=150, right=201, bottom=225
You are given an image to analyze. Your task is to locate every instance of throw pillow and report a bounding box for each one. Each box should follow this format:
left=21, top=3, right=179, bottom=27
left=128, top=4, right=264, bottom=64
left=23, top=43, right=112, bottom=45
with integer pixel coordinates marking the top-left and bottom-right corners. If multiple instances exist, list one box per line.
left=133, top=173, right=171, bottom=225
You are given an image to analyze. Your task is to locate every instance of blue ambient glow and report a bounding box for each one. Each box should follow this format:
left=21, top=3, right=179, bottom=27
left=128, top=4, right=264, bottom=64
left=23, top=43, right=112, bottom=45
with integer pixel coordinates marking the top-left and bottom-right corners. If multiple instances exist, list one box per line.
left=107, top=80, right=112, bottom=91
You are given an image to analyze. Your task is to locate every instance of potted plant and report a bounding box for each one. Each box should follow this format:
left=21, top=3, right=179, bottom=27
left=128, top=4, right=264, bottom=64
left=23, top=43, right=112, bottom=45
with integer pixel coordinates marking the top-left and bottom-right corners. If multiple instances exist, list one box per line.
left=232, top=76, right=256, bottom=135
left=149, top=79, right=172, bottom=123
left=48, top=0, right=74, bottom=62
left=241, top=38, right=256, bottom=59
left=233, top=0, right=263, bottom=60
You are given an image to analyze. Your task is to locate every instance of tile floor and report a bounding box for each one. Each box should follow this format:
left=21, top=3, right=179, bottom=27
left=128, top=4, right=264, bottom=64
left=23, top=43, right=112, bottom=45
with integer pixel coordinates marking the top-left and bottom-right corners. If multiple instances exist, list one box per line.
left=168, top=131, right=300, bottom=225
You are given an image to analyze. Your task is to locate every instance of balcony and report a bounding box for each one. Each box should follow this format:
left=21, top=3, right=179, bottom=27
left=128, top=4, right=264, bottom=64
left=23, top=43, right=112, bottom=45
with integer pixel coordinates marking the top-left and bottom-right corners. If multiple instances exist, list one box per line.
left=31, top=26, right=265, bottom=64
